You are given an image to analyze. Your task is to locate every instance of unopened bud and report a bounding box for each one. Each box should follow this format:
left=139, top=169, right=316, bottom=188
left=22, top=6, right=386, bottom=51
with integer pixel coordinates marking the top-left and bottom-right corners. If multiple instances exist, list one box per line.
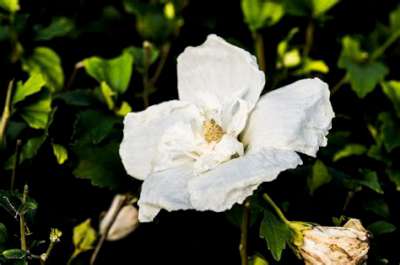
left=100, top=195, right=139, bottom=241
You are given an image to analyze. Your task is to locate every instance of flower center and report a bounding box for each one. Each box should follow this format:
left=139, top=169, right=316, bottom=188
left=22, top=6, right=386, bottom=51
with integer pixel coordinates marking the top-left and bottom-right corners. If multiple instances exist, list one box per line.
left=203, top=119, right=224, bottom=143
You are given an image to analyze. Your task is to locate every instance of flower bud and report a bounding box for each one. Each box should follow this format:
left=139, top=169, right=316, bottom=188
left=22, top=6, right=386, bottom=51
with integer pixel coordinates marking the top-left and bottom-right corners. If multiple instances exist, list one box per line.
left=100, top=195, right=139, bottom=241
left=299, top=219, right=370, bottom=265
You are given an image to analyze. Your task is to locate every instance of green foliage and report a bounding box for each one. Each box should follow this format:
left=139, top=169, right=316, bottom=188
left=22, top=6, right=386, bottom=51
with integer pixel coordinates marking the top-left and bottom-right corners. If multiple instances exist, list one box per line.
left=333, top=144, right=367, bottom=161
left=308, top=160, right=332, bottom=195
left=0, top=223, right=7, bottom=246
left=73, top=141, right=125, bottom=189
left=12, top=73, right=46, bottom=104
left=2, top=249, right=25, bottom=259
left=249, top=254, right=269, bottom=265
left=72, top=219, right=97, bottom=259
left=259, top=208, right=291, bottom=261
left=18, top=91, right=52, bottom=129
left=0, top=0, right=19, bottom=12
left=382, top=81, right=400, bottom=117
left=83, top=51, right=134, bottom=94
left=51, top=143, right=68, bottom=165
left=34, top=17, right=75, bottom=41
left=22, top=47, right=64, bottom=92
left=283, top=0, right=339, bottom=17
left=368, top=221, right=396, bottom=236
left=378, top=112, right=400, bottom=152
left=338, top=36, right=388, bottom=98
left=241, top=0, right=284, bottom=31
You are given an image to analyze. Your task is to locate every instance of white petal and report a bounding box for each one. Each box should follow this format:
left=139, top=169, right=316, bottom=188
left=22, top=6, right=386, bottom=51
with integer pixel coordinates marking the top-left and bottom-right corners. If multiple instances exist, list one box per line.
left=177, top=34, right=265, bottom=111
left=119, top=100, right=200, bottom=180
left=188, top=149, right=302, bottom=211
left=193, top=134, right=244, bottom=174
left=138, top=166, right=194, bottom=222
left=242, top=78, right=334, bottom=157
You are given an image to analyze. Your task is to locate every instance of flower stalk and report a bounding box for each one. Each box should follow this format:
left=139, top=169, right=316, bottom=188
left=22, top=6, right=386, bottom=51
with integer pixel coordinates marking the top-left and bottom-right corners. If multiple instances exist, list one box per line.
left=0, top=80, right=14, bottom=145
left=239, top=199, right=250, bottom=265
left=20, top=184, right=29, bottom=251
left=252, top=32, right=266, bottom=72
left=90, top=195, right=128, bottom=265
left=40, top=228, right=62, bottom=265
left=303, top=19, right=315, bottom=58
left=11, top=139, right=22, bottom=191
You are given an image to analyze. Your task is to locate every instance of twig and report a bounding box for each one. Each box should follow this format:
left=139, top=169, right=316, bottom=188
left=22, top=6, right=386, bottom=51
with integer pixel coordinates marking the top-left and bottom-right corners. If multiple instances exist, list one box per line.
left=20, top=184, right=29, bottom=251
left=65, top=62, right=84, bottom=90
left=149, top=42, right=171, bottom=86
left=90, top=195, right=127, bottom=265
left=10, top=139, right=22, bottom=191
left=342, top=191, right=355, bottom=212
left=0, top=80, right=14, bottom=144
left=303, top=19, right=315, bottom=58
left=142, top=41, right=152, bottom=108
left=370, top=31, right=400, bottom=60
left=252, top=32, right=266, bottom=72
left=239, top=199, right=250, bottom=265
left=331, top=75, right=348, bottom=95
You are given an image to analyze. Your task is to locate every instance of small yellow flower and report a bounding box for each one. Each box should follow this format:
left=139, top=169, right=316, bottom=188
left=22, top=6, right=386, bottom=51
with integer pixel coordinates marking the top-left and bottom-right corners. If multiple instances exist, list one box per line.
left=49, top=228, right=62, bottom=243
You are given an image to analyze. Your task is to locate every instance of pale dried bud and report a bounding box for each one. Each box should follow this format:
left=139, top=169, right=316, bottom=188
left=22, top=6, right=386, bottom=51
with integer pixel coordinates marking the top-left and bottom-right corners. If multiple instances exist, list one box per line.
left=100, top=195, right=139, bottom=241
left=299, top=219, right=370, bottom=265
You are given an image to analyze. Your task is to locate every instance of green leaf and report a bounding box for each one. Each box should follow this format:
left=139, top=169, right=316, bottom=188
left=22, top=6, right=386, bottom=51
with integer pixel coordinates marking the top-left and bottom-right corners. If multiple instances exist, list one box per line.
left=312, top=0, right=339, bottom=17
left=347, top=62, right=388, bottom=98
left=358, top=170, right=383, bottom=194
left=259, top=208, right=291, bottom=261
left=338, top=36, right=388, bottom=98
left=282, top=0, right=310, bottom=17
left=381, top=81, right=400, bottom=118
left=308, top=160, right=332, bottom=195
left=12, top=73, right=46, bottom=104
left=379, top=112, right=400, bottom=152
left=73, top=110, right=119, bottom=145
left=99, top=81, right=115, bottom=110
left=4, top=135, right=46, bottom=170
left=0, top=223, right=7, bottom=246
left=52, top=143, right=68, bottom=165
left=249, top=254, right=269, bottom=265
left=333, top=144, right=367, bottom=161
left=389, top=7, right=400, bottom=33
left=22, top=47, right=64, bottom=92
left=387, top=169, right=400, bottom=191
left=83, top=51, right=133, bottom=94
left=54, top=90, right=97, bottom=107
left=295, top=58, right=329, bottom=75
left=368, top=221, right=396, bottom=236
left=19, top=91, right=52, bottom=129
left=73, top=219, right=97, bottom=253
left=0, top=190, right=37, bottom=220
left=280, top=49, right=301, bottom=68
left=123, top=46, right=159, bottom=73
left=363, top=198, right=390, bottom=218
left=0, top=0, right=19, bottom=12
left=34, top=17, right=75, bottom=41
left=115, top=101, right=132, bottom=116
left=241, top=0, right=284, bottom=31
left=2, top=249, right=25, bottom=259
left=73, top=141, right=125, bottom=189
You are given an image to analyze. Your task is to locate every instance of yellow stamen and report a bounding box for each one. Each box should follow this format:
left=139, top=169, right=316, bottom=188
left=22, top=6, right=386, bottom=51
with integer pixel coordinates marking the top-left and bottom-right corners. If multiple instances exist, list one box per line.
left=203, top=119, right=224, bottom=143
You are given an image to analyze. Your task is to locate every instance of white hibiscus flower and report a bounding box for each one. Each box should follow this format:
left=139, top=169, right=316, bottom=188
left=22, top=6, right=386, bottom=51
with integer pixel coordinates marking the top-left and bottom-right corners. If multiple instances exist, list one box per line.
left=119, top=34, right=334, bottom=222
